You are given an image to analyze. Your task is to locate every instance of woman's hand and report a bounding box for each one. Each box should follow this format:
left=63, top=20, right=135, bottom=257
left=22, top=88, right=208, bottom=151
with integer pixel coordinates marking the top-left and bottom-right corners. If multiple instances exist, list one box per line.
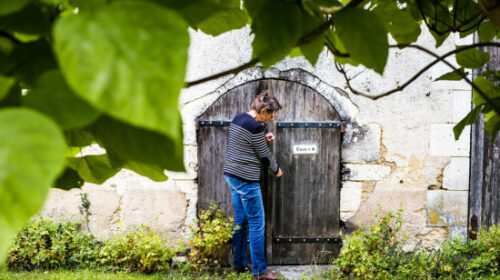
left=276, top=168, right=282, bottom=178
left=265, top=132, right=275, bottom=142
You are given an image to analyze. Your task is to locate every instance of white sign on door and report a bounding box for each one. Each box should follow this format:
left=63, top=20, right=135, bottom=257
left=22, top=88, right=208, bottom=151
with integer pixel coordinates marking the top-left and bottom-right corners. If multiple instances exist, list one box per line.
left=293, top=144, right=318, bottom=155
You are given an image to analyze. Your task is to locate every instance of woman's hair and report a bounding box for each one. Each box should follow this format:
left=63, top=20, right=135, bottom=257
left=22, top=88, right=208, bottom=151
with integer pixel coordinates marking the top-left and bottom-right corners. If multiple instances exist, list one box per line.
left=251, top=90, right=282, bottom=113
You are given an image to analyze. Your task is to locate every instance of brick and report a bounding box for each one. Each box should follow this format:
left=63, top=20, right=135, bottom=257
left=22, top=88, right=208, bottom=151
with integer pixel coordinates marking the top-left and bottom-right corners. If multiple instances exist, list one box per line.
left=443, top=157, right=470, bottom=191
left=430, top=124, right=470, bottom=156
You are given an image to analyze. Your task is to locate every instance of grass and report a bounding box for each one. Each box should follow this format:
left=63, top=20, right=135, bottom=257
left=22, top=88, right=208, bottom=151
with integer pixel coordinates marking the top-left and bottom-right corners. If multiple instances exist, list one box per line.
left=0, top=268, right=253, bottom=280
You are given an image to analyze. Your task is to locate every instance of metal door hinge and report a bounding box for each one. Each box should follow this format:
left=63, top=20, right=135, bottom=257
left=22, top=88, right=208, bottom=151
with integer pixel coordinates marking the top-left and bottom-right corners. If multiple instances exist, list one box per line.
left=273, top=237, right=341, bottom=244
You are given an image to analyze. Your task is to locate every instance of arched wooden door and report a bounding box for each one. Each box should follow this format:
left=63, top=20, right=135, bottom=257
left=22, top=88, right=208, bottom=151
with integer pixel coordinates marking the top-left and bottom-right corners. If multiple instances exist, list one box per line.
left=197, top=79, right=342, bottom=264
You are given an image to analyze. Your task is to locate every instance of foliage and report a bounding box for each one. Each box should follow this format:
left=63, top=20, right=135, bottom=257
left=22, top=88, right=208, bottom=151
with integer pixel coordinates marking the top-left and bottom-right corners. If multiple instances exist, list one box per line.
left=2, top=0, right=500, bottom=262
left=327, top=211, right=500, bottom=280
left=98, top=225, right=179, bottom=273
left=7, top=219, right=186, bottom=274
left=188, top=204, right=236, bottom=270
left=7, top=218, right=101, bottom=271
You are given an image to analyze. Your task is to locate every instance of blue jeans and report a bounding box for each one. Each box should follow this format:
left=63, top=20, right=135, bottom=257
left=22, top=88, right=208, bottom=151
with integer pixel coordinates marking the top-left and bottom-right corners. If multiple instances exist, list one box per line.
left=224, top=175, right=267, bottom=275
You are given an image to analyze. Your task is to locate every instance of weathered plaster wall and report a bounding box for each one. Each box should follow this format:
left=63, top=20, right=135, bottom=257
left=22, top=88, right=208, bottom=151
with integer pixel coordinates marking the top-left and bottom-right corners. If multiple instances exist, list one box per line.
left=40, top=25, right=472, bottom=247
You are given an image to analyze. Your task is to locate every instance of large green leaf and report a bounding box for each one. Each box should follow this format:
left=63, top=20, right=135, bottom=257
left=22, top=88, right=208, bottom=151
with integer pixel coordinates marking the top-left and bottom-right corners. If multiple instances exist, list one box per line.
left=153, top=0, right=239, bottom=27
left=298, top=12, right=324, bottom=66
left=478, top=20, right=497, bottom=43
left=54, top=167, right=84, bottom=190
left=124, top=161, right=168, bottom=182
left=7, top=40, right=58, bottom=87
left=23, top=70, right=101, bottom=130
left=67, top=154, right=121, bottom=184
left=198, top=8, right=249, bottom=36
left=0, top=4, right=51, bottom=36
left=53, top=0, right=189, bottom=144
left=0, top=75, right=15, bottom=101
left=373, top=4, right=421, bottom=45
left=251, top=0, right=303, bottom=67
left=453, top=105, right=483, bottom=140
left=0, top=108, right=65, bottom=263
left=456, top=46, right=490, bottom=69
left=335, top=7, right=388, bottom=74
left=434, top=68, right=469, bottom=81
left=0, top=0, right=31, bottom=16
left=90, top=116, right=184, bottom=173
left=472, top=76, right=500, bottom=105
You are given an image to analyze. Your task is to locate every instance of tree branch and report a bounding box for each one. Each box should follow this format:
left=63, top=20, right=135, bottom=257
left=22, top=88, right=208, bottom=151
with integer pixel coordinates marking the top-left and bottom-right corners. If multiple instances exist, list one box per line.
left=336, top=42, right=500, bottom=116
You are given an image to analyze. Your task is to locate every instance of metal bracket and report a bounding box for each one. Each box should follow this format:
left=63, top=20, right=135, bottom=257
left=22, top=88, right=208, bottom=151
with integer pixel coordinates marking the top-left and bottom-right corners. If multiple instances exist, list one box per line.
left=277, top=122, right=345, bottom=128
left=197, top=121, right=346, bottom=131
left=198, top=120, right=231, bottom=127
left=273, top=237, right=341, bottom=244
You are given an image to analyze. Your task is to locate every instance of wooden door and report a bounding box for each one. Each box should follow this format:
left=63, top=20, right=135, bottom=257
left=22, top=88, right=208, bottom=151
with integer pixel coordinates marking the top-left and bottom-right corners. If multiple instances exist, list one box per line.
left=266, top=81, right=342, bottom=264
left=197, top=79, right=342, bottom=264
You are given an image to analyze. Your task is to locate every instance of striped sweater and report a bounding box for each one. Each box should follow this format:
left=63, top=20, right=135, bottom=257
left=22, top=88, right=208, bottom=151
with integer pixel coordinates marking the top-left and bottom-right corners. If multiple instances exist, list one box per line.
left=224, top=113, right=279, bottom=182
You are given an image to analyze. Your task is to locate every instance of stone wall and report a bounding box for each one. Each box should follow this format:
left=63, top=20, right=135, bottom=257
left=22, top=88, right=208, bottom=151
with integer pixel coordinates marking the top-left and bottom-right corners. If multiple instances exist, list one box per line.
left=40, top=25, right=472, bottom=247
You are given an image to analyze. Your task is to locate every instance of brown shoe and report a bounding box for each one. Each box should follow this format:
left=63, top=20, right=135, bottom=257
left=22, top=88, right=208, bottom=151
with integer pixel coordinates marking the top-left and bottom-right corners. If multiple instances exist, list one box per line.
left=253, top=270, right=281, bottom=279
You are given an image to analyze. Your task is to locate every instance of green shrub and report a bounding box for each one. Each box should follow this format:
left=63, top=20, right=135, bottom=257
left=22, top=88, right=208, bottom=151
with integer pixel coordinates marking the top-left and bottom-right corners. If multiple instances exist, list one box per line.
left=7, top=218, right=101, bottom=271
left=188, top=204, right=236, bottom=270
left=328, top=210, right=500, bottom=280
left=7, top=219, right=185, bottom=273
left=99, top=225, right=178, bottom=273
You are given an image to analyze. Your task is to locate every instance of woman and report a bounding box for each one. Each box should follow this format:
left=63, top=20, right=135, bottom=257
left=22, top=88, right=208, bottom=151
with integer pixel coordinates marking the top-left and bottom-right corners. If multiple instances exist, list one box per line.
left=223, top=90, right=282, bottom=279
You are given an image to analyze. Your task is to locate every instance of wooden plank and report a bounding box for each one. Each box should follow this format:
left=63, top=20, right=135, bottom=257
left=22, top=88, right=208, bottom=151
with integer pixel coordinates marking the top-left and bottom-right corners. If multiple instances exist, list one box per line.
left=469, top=42, right=500, bottom=236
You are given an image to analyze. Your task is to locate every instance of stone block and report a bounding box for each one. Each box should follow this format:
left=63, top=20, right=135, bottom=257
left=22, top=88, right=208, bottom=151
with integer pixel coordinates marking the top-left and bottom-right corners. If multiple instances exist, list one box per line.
left=453, top=90, right=472, bottom=123
left=443, top=157, right=470, bottom=191
left=427, top=190, right=468, bottom=227
left=340, top=182, right=362, bottom=212
left=342, top=164, right=391, bottom=181
left=449, top=226, right=467, bottom=240
left=82, top=185, right=121, bottom=239
left=38, top=188, right=83, bottom=222
left=121, top=188, right=187, bottom=233
left=342, top=123, right=381, bottom=163
left=430, top=124, right=470, bottom=156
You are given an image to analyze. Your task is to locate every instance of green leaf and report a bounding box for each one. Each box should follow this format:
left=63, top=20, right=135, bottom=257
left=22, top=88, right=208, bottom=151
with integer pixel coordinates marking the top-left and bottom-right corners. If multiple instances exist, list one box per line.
left=153, top=0, right=239, bottom=27
left=54, top=0, right=189, bottom=144
left=300, top=35, right=324, bottom=66
left=0, top=0, right=31, bottom=16
left=251, top=0, right=302, bottom=67
left=0, top=108, right=65, bottom=263
left=244, top=0, right=266, bottom=18
left=430, top=30, right=450, bottom=48
left=456, top=46, right=490, bottom=69
left=0, top=4, right=51, bottom=36
left=289, top=47, right=303, bottom=58
left=90, top=116, right=184, bottom=173
left=434, top=68, right=469, bottom=81
left=472, top=76, right=500, bottom=105
left=478, top=20, right=497, bottom=43
left=453, top=105, right=483, bottom=140
left=124, top=161, right=168, bottom=182
left=0, top=75, right=15, bottom=101
left=198, top=8, right=249, bottom=36
left=22, top=70, right=101, bottom=130
left=484, top=113, right=500, bottom=144
left=54, top=167, right=84, bottom=190
left=374, top=4, right=421, bottom=45
left=7, top=40, right=58, bottom=87
left=335, top=7, right=388, bottom=74
left=67, top=154, right=121, bottom=184
left=65, top=129, right=94, bottom=147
